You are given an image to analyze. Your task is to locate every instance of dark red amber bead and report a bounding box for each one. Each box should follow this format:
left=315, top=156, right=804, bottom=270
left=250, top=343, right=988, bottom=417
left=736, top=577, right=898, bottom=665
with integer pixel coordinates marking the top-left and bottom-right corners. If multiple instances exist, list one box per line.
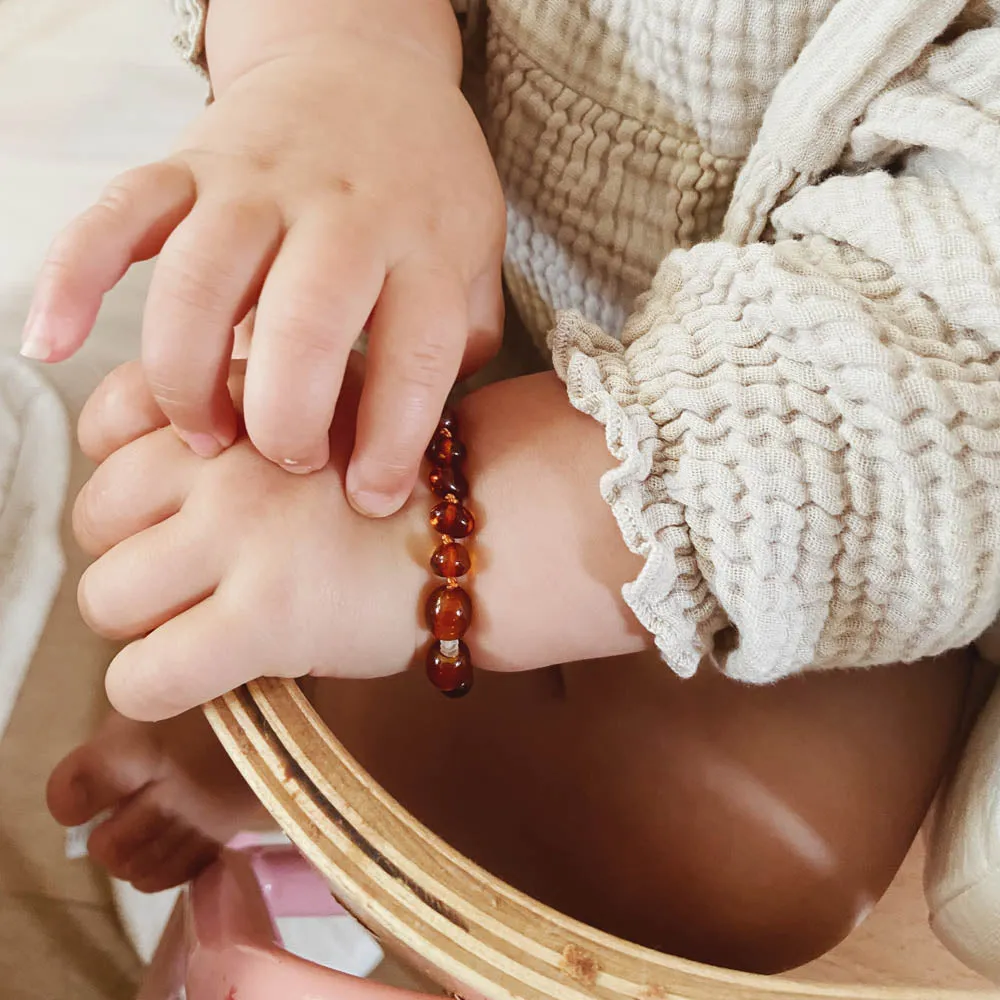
left=429, top=464, right=469, bottom=500
left=426, top=585, right=472, bottom=640
left=431, top=541, right=471, bottom=578
left=430, top=500, right=474, bottom=538
left=438, top=408, right=459, bottom=436
left=427, top=434, right=466, bottom=465
left=426, top=640, right=473, bottom=697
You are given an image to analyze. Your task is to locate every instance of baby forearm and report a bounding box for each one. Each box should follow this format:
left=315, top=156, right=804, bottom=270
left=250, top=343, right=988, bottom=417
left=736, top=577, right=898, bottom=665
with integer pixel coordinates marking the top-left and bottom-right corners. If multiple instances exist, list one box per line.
left=204, top=0, right=463, bottom=94
left=456, top=373, right=650, bottom=672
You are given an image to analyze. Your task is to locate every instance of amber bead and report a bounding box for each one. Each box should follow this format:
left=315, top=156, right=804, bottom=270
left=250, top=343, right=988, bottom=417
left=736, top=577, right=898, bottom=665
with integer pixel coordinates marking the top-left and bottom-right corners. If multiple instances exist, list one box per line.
left=431, top=541, right=471, bottom=579
left=427, top=433, right=466, bottom=466
left=438, top=408, right=459, bottom=436
left=430, top=500, right=474, bottom=538
left=426, top=640, right=473, bottom=697
left=426, top=585, right=472, bottom=640
left=429, top=464, right=469, bottom=501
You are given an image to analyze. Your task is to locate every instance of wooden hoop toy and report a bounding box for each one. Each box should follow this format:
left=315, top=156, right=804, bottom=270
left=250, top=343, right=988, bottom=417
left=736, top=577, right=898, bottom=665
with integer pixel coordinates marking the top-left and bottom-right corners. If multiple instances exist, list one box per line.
left=204, top=679, right=981, bottom=1000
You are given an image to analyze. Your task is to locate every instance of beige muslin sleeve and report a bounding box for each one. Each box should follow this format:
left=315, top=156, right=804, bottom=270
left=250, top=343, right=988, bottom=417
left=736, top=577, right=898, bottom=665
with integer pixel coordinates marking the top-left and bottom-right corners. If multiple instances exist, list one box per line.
left=169, top=0, right=208, bottom=71
left=551, top=21, right=1000, bottom=684
left=166, top=0, right=483, bottom=74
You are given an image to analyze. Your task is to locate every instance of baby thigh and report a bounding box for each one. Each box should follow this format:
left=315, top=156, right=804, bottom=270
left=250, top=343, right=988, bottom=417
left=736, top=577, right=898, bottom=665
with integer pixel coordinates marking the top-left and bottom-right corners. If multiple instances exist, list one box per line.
left=548, top=650, right=970, bottom=971
left=311, top=649, right=970, bottom=974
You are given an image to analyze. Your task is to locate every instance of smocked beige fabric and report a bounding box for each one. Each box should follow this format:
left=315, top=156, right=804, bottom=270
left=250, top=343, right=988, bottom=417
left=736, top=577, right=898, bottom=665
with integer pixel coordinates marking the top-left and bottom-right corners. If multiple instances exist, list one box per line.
left=168, top=0, right=1000, bottom=980
left=551, top=0, right=1000, bottom=680
left=169, top=0, right=206, bottom=68
left=529, top=0, right=1000, bottom=683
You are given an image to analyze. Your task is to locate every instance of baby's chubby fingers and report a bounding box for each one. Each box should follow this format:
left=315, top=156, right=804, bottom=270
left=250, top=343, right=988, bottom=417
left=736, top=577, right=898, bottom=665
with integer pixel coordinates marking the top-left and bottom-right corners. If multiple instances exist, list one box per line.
left=242, top=213, right=384, bottom=474
left=73, top=428, right=197, bottom=558
left=104, top=597, right=284, bottom=721
left=78, top=362, right=169, bottom=464
left=346, top=257, right=467, bottom=517
left=142, top=196, right=282, bottom=460
left=78, top=359, right=249, bottom=468
left=78, top=514, right=220, bottom=643
left=22, top=163, right=196, bottom=364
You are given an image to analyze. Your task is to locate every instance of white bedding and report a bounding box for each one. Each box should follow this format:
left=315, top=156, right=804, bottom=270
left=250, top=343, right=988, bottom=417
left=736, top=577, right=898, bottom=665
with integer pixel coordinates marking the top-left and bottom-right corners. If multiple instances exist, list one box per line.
left=0, top=0, right=202, bottom=739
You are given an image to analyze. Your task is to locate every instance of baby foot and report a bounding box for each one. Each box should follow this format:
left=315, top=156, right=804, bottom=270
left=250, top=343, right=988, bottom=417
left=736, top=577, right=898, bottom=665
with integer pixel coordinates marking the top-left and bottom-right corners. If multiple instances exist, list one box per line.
left=47, top=708, right=273, bottom=892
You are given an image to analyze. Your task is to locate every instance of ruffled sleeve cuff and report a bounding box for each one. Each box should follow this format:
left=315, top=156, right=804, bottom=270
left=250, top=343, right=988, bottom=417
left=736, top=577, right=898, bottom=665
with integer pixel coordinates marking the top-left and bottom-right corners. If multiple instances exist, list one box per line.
left=169, top=0, right=208, bottom=75
left=550, top=311, right=728, bottom=680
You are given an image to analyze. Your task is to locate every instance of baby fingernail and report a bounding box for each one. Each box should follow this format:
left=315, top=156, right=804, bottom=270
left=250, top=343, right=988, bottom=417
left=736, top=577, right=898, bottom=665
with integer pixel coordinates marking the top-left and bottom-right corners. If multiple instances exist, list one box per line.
left=349, top=488, right=400, bottom=518
left=20, top=310, right=52, bottom=361
left=176, top=429, right=223, bottom=458
left=280, top=458, right=318, bottom=475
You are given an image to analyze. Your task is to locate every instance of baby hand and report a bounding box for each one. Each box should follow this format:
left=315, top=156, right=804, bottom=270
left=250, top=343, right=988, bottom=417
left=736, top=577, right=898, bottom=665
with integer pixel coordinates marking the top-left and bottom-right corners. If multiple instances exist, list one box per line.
left=74, top=357, right=645, bottom=720
left=27, top=17, right=505, bottom=516
left=72, top=359, right=428, bottom=721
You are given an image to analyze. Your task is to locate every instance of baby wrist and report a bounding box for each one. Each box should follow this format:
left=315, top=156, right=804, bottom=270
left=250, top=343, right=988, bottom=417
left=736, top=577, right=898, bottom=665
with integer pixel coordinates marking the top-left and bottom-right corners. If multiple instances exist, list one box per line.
left=454, top=374, right=649, bottom=674
left=205, top=0, right=463, bottom=95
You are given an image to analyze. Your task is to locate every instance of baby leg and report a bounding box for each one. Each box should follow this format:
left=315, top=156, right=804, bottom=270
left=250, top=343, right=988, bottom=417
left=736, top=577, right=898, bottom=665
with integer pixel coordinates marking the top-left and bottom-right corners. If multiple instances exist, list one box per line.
left=313, top=649, right=971, bottom=973
left=48, top=708, right=273, bottom=892
left=50, top=647, right=967, bottom=974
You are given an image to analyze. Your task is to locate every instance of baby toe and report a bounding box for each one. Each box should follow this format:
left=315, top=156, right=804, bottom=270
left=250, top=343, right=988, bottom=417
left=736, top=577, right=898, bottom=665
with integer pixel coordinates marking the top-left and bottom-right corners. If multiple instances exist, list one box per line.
left=116, top=816, right=193, bottom=886
left=48, top=723, right=162, bottom=830
left=129, top=830, right=220, bottom=893
left=46, top=746, right=109, bottom=828
left=86, top=789, right=177, bottom=874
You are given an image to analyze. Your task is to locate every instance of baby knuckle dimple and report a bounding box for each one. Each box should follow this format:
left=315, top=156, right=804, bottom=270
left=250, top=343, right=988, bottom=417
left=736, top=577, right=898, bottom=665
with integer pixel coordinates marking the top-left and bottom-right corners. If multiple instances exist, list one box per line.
left=208, top=194, right=279, bottom=240
left=236, top=192, right=279, bottom=224
left=223, top=565, right=301, bottom=656
left=191, top=451, right=270, bottom=523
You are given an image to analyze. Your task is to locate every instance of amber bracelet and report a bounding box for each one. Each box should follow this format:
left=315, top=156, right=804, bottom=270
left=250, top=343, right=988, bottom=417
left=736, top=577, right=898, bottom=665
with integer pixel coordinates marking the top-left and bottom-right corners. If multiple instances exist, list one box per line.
left=424, top=408, right=475, bottom=697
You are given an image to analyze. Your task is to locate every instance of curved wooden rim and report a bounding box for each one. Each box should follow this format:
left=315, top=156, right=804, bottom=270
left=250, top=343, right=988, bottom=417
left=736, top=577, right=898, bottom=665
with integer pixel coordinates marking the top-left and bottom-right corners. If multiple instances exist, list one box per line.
left=204, top=679, right=976, bottom=1000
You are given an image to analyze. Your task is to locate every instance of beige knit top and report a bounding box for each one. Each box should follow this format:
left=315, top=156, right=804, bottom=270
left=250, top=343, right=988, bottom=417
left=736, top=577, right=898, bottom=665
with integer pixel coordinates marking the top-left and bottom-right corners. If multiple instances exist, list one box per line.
left=171, top=0, right=1000, bottom=684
